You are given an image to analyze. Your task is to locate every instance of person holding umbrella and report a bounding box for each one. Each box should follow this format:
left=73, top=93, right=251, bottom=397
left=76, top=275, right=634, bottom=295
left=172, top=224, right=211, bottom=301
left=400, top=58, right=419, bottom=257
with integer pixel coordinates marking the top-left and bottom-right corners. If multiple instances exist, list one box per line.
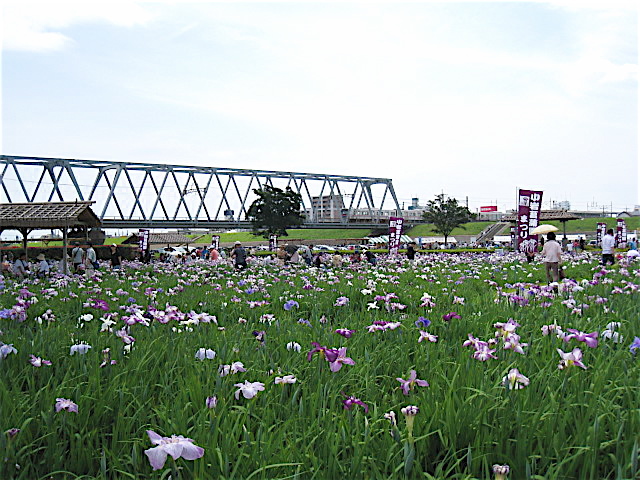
left=541, top=231, right=564, bottom=284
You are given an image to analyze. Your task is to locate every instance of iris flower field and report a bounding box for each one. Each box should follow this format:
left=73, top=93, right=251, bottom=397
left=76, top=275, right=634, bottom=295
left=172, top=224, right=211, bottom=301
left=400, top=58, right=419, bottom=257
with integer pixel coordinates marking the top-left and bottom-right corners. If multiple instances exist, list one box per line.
left=0, top=252, right=638, bottom=479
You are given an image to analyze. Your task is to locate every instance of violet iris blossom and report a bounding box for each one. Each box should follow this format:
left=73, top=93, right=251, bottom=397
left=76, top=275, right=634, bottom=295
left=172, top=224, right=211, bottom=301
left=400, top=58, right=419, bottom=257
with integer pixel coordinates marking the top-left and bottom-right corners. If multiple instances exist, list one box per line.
left=629, top=336, right=640, bottom=354
left=342, top=393, right=368, bottom=413
left=564, top=329, right=599, bottom=348
left=324, top=347, right=355, bottom=372
left=307, top=342, right=327, bottom=361
left=55, top=398, right=78, bottom=413
left=335, top=328, right=355, bottom=338
left=396, top=370, right=429, bottom=395
left=414, top=317, right=431, bottom=328
left=442, top=312, right=461, bottom=322
left=283, top=300, right=299, bottom=311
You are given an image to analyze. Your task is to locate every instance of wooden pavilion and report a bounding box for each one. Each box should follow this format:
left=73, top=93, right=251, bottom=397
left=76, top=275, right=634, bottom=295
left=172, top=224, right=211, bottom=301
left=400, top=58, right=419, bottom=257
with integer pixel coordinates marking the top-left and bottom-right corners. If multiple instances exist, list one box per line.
left=0, top=201, right=101, bottom=274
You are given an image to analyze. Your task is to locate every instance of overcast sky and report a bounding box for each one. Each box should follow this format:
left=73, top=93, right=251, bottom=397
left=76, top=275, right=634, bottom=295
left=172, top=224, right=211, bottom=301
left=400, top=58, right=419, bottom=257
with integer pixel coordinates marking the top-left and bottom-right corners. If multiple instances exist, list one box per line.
left=1, top=0, right=638, bottom=214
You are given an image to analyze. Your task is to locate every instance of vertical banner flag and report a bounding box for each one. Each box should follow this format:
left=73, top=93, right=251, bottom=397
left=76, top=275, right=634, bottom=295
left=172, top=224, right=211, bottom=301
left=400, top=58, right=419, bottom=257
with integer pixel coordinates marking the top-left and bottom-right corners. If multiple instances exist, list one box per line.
left=510, top=226, right=517, bottom=248
left=516, top=189, right=543, bottom=253
left=616, top=219, right=627, bottom=247
left=211, top=235, right=220, bottom=251
left=138, top=229, right=149, bottom=253
left=388, top=217, right=404, bottom=255
left=269, top=235, right=278, bottom=251
left=596, top=223, right=607, bottom=246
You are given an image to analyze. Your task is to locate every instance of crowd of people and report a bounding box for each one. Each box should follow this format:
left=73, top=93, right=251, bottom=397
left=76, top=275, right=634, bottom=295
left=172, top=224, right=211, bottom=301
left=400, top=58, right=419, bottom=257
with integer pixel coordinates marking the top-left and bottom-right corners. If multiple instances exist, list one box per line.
left=1, top=234, right=637, bottom=283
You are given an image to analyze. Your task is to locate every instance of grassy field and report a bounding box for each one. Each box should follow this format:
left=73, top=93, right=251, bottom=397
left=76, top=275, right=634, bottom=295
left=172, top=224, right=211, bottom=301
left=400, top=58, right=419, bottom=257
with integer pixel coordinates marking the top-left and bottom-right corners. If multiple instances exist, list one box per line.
left=0, top=252, right=638, bottom=479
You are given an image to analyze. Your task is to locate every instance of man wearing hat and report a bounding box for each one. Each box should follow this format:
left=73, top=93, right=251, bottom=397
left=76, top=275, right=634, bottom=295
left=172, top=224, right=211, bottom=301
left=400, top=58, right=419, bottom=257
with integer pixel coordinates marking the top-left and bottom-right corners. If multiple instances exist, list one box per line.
left=36, top=253, right=50, bottom=277
left=231, top=241, right=247, bottom=270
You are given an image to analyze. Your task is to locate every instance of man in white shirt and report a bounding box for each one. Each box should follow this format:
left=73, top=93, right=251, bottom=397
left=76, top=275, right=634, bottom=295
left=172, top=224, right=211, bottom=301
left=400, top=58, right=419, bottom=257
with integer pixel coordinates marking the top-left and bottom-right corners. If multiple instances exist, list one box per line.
left=541, top=232, right=563, bottom=283
left=601, top=229, right=616, bottom=265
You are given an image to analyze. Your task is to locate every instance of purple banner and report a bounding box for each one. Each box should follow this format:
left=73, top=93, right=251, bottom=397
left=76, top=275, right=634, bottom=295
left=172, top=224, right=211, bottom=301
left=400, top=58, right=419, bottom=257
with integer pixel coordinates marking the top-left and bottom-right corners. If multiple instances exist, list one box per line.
left=211, top=235, right=220, bottom=251
left=616, top=219, right=627, bottom=247
left=269, top=235, right=278, bottom=251
left=510, top=226, right=517, bottom=248
left=138, top=229, right=149, bottom=252
left=596, top=223, right=607, bottom=246
left=388, top=217, right=404, bottom=255
left=516, top=189, right=543, bottom=253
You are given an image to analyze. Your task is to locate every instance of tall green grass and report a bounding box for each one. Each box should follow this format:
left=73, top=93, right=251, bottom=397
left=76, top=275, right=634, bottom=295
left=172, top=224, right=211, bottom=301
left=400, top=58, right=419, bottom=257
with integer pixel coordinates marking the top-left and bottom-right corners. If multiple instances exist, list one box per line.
left=0, top=253, right=638, bottom=479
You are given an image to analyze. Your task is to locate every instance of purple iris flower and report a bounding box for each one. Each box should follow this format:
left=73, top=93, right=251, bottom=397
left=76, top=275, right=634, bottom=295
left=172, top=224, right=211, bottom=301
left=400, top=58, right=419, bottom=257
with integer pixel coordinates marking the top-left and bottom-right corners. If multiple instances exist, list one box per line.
left=342, top=393, right=368, bottom=413
left=334, top=296, right=350, bottom=307
left=414, top=317, right=431, bottom=328
left=629, top=336, right=640, bottom=354
left=335, top=328, right=355, bottom=338
left=442, top=312, right=461, bottom=322
left=283, top=300, right=300, bottom=311
left=396, top=370, right=429, bottom=395
left=307, top=342, right=327, bottom=361
left=324, top=347, right=355, bottom=372
left=564, top=329, right=599, bottom=348
left=55, top=398, right=78, bottom=413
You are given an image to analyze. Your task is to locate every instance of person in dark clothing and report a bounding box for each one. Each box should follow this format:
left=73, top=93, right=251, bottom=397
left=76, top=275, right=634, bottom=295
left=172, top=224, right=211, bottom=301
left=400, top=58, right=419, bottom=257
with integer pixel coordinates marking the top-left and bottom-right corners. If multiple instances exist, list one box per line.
left=231, top=241, right=248, bottom=270
left=363, top=248, right=377, bottom=266
left=110, top=244, right=122, bottom=270
left=406, top=242, right=417, bottom=261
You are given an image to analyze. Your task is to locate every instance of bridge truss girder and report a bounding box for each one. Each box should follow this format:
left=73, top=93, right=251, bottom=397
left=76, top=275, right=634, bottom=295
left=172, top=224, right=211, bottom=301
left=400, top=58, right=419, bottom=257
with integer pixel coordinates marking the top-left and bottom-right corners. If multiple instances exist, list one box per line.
left=0, top=156, right=401, bottom=228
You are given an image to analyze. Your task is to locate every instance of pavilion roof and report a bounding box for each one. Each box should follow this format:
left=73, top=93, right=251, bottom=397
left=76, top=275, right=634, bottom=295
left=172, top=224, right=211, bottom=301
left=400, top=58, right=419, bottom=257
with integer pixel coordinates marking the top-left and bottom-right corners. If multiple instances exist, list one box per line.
left=123, top=232, right=192, bottom=245
left=0, top=201, right=100, bottom=230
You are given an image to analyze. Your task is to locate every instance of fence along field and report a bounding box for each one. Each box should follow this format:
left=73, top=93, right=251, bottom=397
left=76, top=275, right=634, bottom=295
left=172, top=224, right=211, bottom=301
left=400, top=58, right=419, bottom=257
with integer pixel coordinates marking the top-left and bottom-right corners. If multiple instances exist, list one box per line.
left=0, top=251, right=639, bottom=479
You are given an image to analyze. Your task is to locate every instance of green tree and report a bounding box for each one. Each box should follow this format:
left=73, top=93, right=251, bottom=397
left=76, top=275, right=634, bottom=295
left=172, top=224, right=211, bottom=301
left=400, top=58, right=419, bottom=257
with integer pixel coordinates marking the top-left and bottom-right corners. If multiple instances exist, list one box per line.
left=422, top=194, right=474, bottom=245
left=247, top=186, right=305, bottom=238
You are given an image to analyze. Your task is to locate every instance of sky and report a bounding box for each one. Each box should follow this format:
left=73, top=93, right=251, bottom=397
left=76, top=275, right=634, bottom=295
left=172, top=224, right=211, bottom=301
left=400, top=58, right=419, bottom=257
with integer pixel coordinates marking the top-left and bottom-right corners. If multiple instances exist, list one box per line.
left=1, top=0, right=638, bottom=215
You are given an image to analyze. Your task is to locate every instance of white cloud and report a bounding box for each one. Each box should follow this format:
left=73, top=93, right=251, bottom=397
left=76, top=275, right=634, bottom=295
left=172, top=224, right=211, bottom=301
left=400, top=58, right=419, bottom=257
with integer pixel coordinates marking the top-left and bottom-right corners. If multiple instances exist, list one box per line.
left=1, top=0, right=153, bottom=52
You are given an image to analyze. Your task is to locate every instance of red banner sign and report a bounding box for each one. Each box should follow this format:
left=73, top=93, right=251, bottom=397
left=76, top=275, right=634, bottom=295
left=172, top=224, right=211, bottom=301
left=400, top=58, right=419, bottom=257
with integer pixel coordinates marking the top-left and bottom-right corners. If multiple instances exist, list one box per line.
left=138, top=229, right=149, bottom=252
left=211, top=235, right=220, bottom=251
left=616, top=219, right=627, bottom=246
left=516, top=189, right=543, bottom=253
left=388, top=217, right=404, bottom=255
left=596, top=223, right=607, bottom=246
left=480, top=206, right=498, bottom=212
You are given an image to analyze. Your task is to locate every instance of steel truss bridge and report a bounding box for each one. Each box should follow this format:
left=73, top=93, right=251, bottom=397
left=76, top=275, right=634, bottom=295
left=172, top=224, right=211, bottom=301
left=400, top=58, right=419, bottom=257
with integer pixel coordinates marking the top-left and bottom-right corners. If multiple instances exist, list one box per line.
left=0, top=155, right=401, bottom=230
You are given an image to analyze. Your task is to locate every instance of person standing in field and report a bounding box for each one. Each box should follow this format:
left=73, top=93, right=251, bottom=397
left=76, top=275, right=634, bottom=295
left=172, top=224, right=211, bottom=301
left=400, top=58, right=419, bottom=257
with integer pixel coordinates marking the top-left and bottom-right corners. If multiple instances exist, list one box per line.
left=86, top=242, right=98, bottom=270
left=71, top=242, right=85, bottom=273
left=406, top=242, right=417, bottom=262
left=109, top=244, right=122, bottom=270
left=231, top=241, right=247, bottom=270
left=601, top=229, right=616, bottom=265
left=541, top=232, right=564, bottom=284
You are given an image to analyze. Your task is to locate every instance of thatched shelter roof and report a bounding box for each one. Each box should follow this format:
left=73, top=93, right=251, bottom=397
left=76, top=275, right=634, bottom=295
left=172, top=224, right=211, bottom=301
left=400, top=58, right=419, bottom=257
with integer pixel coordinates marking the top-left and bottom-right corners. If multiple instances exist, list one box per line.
left=0, top=201, right=100, bottom=230
left=123, top=232, right=192, bottom=245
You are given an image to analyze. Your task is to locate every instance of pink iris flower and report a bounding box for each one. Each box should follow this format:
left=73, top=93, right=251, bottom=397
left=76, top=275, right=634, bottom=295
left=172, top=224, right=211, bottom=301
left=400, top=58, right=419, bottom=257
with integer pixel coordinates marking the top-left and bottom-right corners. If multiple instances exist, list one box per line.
left=29, top=355, right=52, bottom=367
left=396, top=370, right=429, bottom=395
left=564, top=329, right=599, bottom=348
left=144, top=430, right=204, bottom=471
left=55, top=398, right=78, bottom=413
left=557, top=348, right=587, bottom=370
left=325, top=347, right=355, bottom=372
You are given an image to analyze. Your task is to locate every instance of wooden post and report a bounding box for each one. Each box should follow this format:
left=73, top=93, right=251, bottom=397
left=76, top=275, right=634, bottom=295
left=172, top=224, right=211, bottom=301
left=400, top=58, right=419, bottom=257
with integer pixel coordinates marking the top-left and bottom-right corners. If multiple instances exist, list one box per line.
left=62, top=227, right=69, bottom=275
left=20, top=228, right=29, bottom=260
